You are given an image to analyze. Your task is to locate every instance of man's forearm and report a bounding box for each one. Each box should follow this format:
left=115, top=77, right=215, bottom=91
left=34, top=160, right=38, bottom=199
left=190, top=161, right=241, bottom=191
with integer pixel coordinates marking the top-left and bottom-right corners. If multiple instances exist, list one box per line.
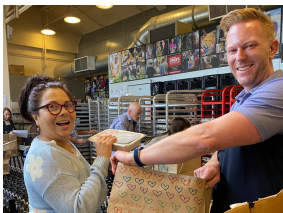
left=139, top=125, right=213, bottom=165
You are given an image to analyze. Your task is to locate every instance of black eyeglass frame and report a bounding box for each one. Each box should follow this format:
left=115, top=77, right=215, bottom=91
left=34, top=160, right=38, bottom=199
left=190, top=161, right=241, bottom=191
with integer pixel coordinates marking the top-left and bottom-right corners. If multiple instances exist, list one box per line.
left=32, top=101, right=77, bottom=115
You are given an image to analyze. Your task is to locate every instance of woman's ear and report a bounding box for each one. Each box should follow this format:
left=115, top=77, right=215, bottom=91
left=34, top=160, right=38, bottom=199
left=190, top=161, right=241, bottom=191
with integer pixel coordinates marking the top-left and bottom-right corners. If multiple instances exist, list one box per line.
left=31, top=113, right=39, bottom=126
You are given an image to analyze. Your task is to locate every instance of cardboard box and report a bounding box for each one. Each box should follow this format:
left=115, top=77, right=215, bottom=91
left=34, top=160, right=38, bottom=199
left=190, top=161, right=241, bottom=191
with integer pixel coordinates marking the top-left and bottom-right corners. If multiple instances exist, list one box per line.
left=3, top=134, right=19, bottom=157
left=75, top=99, right=84, bottom=103
left=9, top=64, right=25, bottom=75
left=154, top=157, right=202, bottom=176
left=225, top=189, right=283, bottom=213
left=3, top=156, right=10, bottom=175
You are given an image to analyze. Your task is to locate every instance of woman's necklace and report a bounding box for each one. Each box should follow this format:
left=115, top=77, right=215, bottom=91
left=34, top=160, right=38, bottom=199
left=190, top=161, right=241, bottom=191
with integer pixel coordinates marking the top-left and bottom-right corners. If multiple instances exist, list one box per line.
left=38, top=136, right=76, bottom=155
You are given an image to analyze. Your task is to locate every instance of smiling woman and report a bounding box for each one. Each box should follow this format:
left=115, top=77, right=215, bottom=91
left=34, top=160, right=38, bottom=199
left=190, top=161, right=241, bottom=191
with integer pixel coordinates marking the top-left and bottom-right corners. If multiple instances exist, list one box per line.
left=18, top=75, right=116, bottom=213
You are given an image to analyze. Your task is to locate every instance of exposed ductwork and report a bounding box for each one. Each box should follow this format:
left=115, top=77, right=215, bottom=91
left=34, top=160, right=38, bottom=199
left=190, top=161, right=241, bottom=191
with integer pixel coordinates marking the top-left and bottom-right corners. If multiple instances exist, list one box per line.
left=53, top=5, right=280, bottom=78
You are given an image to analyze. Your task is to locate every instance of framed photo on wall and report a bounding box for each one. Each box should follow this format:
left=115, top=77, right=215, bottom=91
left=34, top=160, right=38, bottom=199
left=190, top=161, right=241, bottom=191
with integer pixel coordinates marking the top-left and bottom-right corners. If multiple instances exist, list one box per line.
left=266, top=7, right=282, bottom=57
left=109, top=52, right=122, bottom=84
left=169, top=35, right=181, bottom=54
left=200, top=25, right=217, bottom=56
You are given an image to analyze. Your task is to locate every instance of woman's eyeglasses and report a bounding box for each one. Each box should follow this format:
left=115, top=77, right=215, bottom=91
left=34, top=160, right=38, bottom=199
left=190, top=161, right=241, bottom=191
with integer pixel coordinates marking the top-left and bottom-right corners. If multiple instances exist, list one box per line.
left=32, top=101, right=77, bottom=115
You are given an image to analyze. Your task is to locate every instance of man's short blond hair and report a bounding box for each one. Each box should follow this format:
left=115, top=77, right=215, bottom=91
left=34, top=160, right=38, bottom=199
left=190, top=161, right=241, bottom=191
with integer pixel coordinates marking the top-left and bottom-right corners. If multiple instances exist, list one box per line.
left=220, top=8, right=275, bottom=40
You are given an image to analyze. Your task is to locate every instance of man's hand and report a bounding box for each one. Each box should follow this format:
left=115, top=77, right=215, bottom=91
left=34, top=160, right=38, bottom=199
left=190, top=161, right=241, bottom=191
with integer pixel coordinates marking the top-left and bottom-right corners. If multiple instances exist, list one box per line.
left=194, top=157, right=220, bottom=189
left=110, top=151, right=137, bottom=175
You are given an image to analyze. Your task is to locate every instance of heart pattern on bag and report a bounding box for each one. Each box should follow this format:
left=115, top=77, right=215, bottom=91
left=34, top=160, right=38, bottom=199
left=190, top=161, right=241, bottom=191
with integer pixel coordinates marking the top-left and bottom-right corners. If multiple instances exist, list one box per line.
left=109, top=164, right=208, bottom=213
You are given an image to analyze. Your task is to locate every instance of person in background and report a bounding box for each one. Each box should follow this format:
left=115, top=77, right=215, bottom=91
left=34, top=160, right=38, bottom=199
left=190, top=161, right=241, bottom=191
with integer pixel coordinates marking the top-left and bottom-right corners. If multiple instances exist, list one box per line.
left=69, top=123, right=98, bottom=145
left=3, top=107, right=16, bottom=134
left=146, top=60, right=156, bottom=78
left=110, top=102, right=142, bottom=132
left=159, top=58, right=168, bottom=75
left=191, top=31, right=200, bottom=49
left=18, top=75, right=116, bottom=212
left=169, top=38, right=177, bottom=54
left=143, top=118, right=191, bottom=148
left=201, top=57, right=207, bottom=69
left=152, top=43, right=156, bottom=58
left=111, top=8, right=283, bottom=213
left=110, top=55, right=119, bottom=77
left=162, top=39, right=168, bottom=56
left=211, top=55, right=219, bottom=68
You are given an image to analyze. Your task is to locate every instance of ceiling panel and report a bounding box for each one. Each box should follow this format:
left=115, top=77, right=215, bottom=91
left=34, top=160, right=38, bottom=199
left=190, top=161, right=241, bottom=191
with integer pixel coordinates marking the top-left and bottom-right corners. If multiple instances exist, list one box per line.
left=6, top=5, right=165, bottom=36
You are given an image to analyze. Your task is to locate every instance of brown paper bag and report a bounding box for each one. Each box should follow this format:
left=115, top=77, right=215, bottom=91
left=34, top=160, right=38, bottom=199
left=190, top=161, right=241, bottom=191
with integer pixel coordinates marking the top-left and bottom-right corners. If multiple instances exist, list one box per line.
left=108, top=162, right=212, bottom=213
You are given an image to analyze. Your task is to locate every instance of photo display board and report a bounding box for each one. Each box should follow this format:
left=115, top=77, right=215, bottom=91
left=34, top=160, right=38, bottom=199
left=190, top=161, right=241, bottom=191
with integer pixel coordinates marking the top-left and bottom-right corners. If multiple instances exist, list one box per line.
left=168, top=54, right=182, bottom=74
left=85, top=74, right=109, bottom=101
left=109, top=52, right=122, bottom=83
left=200, top=25, right=220, bottom=70
left=169, top=35, right=182, bottom=54
left=145, top=56, right=168, bottom=78
left=267, top=7, right=282, bottom=57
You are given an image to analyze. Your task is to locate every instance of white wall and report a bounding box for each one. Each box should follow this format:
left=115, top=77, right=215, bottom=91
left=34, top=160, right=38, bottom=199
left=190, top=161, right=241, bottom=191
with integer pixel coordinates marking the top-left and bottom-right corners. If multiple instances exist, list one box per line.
left=109, top=59, right=282, bottom=96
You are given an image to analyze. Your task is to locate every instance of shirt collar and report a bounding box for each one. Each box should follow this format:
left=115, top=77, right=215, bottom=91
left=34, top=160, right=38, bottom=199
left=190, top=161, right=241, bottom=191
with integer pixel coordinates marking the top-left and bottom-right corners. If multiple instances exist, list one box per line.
left=235, top=70, right=283, bottom=102
left=125, top=112, right=133, bottom=121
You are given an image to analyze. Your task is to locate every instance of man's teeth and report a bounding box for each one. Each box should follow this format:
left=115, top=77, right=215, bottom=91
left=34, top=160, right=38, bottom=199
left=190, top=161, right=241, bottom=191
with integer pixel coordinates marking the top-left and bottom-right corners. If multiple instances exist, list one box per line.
left=238, top=66, right=251, bottom=71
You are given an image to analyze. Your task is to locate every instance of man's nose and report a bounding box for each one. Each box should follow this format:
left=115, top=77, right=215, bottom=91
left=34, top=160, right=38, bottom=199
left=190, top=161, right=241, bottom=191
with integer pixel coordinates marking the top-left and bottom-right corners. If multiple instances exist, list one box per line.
left=236, top=48, right=247, bottom=62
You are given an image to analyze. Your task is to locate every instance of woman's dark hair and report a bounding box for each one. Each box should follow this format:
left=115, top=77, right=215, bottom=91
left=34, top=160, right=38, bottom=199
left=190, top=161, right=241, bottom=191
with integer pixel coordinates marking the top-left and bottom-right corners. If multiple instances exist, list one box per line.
left=144, top=117, right=191, bottom=145
left=18, top=74, right=74, bottom=123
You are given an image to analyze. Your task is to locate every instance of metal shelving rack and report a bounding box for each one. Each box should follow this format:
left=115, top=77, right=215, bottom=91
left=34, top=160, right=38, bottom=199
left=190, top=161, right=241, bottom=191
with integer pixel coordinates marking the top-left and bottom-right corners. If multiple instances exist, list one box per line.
left=139, top=96, right=154, bottom=140
left=108, top=97, right=119, bottom=128
left=165, top=90, right=204, bottom=130
left=88, top=99, right=99, bottom=132
left=153, top=94, right=167, bottom=135
left=97, top=98, right=109, bottom=132
left=75, top=103, right=90, bottom=131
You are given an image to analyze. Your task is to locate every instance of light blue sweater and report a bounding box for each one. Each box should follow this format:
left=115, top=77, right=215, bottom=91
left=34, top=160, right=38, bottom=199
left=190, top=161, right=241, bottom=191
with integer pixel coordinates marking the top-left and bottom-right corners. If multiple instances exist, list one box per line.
left=24, top=137, right=110, bottom=213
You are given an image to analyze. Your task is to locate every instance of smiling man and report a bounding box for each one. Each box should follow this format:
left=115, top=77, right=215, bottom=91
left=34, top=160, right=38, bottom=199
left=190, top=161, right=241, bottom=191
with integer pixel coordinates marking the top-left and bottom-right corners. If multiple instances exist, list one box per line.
left=110, top=8, right=283, bottom=212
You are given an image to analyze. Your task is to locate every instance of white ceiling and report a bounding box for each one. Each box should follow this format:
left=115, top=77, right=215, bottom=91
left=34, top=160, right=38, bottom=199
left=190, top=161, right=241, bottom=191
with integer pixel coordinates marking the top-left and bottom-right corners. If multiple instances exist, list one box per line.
left=6, top=5, right=168, bottom=36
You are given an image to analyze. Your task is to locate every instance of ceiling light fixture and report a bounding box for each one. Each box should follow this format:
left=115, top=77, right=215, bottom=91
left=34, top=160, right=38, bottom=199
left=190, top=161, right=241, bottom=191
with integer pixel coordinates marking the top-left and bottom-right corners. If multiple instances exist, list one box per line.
left=96, top=5, right=113, bottom=9
left=41, top=28, right=56, bottom=35
left=64, top=16, right=81, bottom=23
left=41, top=9, right=56, bottom=35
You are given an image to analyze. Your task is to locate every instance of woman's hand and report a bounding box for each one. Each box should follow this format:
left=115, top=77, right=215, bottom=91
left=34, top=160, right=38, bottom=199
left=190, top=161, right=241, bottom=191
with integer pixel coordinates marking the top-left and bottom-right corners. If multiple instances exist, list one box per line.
left=95, top=136, right=116, bottom=159
left=110, top=151, right=137, bottom=175
left=77, top=138, right=86, bottom=144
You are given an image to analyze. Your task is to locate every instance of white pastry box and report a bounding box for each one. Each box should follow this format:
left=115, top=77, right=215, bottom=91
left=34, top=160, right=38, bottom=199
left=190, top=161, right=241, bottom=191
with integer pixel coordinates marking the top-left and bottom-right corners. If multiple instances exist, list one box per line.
left=88, top=129, right=145, bottom=152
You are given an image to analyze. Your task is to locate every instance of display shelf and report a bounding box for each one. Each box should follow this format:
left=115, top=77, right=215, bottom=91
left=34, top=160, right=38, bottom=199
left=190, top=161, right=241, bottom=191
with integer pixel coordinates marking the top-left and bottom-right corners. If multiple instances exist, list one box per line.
left=165, top=90, right=204, bottom=130
left=108, top=97, right=119, bottom=128
left=88, top=99, right=99, bottom=131
left=75, top=103, right=90, bottom=131
left=97, top=98, right=109, bottom=132
left=153, top=94, right=166, bottom=135
left=139, top=96, right=154, bottom=140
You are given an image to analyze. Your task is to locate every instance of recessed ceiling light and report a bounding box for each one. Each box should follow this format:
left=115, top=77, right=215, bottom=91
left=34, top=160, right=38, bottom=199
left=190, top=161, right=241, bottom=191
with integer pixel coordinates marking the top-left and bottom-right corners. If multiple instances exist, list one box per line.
left=41, top=29, right=56, bottom=35
left=64, top=16, right=81, bottom=23
left=96, top=5, right=113, bottom=9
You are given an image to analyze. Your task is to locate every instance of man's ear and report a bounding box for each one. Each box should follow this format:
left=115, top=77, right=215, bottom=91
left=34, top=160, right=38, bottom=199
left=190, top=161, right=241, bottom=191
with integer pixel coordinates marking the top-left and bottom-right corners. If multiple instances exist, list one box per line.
left=269, top=39, right=279, bottom=59
left=31, top=113, right=39, bottom=126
